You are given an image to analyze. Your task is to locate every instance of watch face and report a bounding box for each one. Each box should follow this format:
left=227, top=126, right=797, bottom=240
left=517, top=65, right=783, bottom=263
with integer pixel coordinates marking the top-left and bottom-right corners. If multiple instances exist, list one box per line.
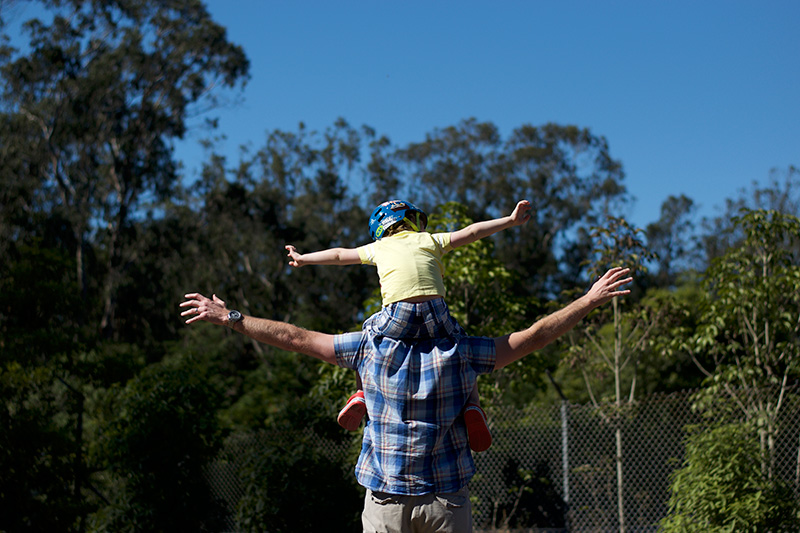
left=229, top=310, right=242, bottom=322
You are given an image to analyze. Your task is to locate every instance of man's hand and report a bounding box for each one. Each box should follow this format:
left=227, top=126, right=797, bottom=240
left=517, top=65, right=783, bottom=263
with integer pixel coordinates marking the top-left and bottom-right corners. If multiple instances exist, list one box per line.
left=509, top=199, right=533, bottom=226
left=585, top=267, right=633, bottom=307
left=285, top=245, right=304, bottom=267
left=180, top=293, right=229, bottom=325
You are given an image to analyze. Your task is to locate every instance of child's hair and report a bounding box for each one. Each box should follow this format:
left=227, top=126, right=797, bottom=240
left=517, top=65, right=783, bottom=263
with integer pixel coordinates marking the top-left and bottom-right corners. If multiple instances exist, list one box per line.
left=384, top=220, right=417, bottom=237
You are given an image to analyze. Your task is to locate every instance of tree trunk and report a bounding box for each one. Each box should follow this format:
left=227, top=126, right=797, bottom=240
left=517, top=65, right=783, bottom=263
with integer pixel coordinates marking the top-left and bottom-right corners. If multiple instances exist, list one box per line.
left=613, top=297, right=626, bottom=533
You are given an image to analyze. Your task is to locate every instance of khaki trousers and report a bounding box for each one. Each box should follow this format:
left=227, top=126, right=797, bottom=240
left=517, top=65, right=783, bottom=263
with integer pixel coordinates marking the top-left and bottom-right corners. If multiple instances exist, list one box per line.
left=361, top=486, right=472, bottom=533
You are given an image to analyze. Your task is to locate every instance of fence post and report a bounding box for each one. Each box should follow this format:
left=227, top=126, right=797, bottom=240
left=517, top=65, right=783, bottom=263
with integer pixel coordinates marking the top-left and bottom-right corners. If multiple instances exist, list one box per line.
left=547, top=369, right=571, bottom=531
left=561, top=399, right=569, bottom=506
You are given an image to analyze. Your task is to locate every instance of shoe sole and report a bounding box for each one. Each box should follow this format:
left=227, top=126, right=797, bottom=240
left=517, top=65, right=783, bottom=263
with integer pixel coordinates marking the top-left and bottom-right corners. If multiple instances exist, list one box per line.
left=464, top=406, right=492, bottom=452
left=337, top=399, right=367, bottom=431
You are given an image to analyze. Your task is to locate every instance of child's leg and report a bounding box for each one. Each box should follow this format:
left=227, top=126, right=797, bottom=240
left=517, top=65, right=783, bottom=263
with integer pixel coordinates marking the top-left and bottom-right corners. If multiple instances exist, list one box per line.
left=463, top=383, right=492, bottom=452
left=337, top=372, right=367, bottom=431
left=467, top=382, right=480, bottom=405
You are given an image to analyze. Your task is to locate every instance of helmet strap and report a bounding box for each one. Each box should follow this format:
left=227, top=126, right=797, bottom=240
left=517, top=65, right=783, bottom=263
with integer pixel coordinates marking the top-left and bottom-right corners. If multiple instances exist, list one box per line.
left=405, top=213, right=421, bottom=232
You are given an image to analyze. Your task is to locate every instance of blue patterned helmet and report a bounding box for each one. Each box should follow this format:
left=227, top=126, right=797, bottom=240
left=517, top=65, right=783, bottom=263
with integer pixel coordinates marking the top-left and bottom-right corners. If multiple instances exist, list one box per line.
left=368, top=200, right=428, bottom=240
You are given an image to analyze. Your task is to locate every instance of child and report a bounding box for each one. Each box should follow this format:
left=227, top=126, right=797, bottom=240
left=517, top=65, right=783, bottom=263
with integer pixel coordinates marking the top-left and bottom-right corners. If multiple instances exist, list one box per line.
left=285, top=199, right=532, bottom=451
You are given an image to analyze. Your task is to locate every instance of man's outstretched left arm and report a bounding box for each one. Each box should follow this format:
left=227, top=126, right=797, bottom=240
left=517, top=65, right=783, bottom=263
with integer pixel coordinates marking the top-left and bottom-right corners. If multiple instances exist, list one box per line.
left=180, top=293, right=337, bottom=365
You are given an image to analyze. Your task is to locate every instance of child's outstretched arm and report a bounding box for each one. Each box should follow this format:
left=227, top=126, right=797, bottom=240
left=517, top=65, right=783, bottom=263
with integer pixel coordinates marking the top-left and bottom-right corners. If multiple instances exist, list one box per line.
left=449, top=200, right=532, bottom=248
left=285, top=245, right=361, bottom=267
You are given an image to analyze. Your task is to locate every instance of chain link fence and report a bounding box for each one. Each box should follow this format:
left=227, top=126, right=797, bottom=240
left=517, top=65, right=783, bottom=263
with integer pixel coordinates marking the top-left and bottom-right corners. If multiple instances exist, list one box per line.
left=206, top=386, right=800, bottom=532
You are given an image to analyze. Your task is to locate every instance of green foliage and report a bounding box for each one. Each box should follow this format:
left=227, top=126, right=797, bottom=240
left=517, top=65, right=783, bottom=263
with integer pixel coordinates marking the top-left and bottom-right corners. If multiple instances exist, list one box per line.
left=429, top=202, right=532, bottom=337
left=693, top=209, right=800, bottom=386
left=222, top=349, right=323, bottom=429
left=645, top=194, right=700, bottom=288
left=685, top=209, right=800, bottom=473
left=661, top=422, right=798, bottom=532
left=559, top=215, right=659, bottom=403
left=0, top=237, right=84, bottom=366
left=0, top=0, right=249, bottom=339
left=631, top=285, right=709, bottom=394
left=3, top=5, right=796, bottom=528
left=92, top=353, right=227, bottom=532
left=234, top=400, right=362, bottom=533
left=584, top=215, right=656, bottom=290
left=664, top=209, right=800, bottom=532
left=429, top=202, right=550, bottom=404
left=394, top=119, right=628, bottom=297
left=700, top=167, right=800, bottom=263
left=0, top=362, right=88, bottom=532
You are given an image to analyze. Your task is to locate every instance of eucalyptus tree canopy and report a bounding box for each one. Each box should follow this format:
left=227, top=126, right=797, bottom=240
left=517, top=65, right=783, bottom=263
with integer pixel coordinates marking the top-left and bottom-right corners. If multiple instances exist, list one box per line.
left=0, top=0, right=249, bottom=335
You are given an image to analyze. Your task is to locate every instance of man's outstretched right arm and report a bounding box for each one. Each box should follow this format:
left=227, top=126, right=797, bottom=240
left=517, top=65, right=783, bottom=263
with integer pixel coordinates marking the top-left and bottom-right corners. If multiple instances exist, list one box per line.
left=493, top=267, right=632, bottom=370
left=180, top=293, right=337, bottom=365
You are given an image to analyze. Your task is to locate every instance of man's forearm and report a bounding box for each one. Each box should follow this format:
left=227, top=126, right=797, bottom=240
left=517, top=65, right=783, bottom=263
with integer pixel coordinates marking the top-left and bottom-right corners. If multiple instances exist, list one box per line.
left=492, top=267, right=632, bottom=370
left=232, top=315, right=337, bottom=364
left=494, top=295, right=594, bottom=369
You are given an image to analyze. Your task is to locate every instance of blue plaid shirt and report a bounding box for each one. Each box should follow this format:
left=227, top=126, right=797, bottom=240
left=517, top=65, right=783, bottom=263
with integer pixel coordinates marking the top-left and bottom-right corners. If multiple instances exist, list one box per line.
left=335, top=299, right=496, bottom=495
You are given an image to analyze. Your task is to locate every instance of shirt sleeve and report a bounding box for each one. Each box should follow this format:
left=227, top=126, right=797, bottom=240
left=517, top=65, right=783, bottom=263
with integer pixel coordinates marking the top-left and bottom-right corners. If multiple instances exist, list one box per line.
left=430, top=232, right=453, bottom=254
left=357, top=243, right=375, bottom=265
left=464, top=336, right=497, bottom=375
left=334, top=331, right=367, bottom=370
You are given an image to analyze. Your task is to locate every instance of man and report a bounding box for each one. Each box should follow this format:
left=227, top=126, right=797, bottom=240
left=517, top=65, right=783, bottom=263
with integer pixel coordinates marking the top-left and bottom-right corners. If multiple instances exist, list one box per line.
left=180, top=266, right=632, bottom=532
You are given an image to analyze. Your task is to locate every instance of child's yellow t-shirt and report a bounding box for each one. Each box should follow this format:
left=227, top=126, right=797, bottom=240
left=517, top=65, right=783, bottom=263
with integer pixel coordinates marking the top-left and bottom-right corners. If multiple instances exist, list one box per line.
left=357, top=231, right=453, bottom=306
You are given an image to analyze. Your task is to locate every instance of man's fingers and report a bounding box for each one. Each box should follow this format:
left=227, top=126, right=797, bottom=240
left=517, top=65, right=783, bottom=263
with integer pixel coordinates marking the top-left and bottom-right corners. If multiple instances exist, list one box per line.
left=603, top=267, right=630, bottom=282
left=181, top=293, right=206, bottom=306
left=184, top=309, right=210, bottom=324
left=612, top=276, right=633, bottom=289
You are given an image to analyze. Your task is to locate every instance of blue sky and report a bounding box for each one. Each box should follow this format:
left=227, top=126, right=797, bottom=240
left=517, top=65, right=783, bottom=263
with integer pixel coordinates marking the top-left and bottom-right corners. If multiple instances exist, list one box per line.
left=186, top=0, right=799, bottom=229
left=8, top=1, right=799, bottom=230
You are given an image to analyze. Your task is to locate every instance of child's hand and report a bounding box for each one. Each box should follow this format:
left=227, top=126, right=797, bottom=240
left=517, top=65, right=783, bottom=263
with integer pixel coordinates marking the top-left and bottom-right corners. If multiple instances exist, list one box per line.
left=285, top=245, right=304, bottom=267
left=510, top=200, right=533, bottom=226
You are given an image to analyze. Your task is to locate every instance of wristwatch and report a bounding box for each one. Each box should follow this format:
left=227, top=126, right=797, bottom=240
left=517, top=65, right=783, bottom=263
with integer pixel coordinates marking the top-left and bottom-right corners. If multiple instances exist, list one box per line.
left=227, top=309, right=243, bottom=328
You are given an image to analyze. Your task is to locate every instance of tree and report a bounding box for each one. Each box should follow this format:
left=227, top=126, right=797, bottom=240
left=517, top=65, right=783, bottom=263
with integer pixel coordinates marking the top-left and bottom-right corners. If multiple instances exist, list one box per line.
left=0, top=0, right=249, bottom=337
left=689, top=209, right=800, bottom=472
left=92, top=353, right=227, bottom=531
left=645, top=194, right=700, bottom=288
left=560, top=215, right=659, bottom=533
left=428, top=202, right=549, bottom=405
left=661, top=421, right=797, bottom=532
left=0, top=363, right=89, bottom=532
left=392, top=119, right=630, bottom=299
left=234, top=399, right=362, bottom=533
left=699, top=166, right=800, bottom=263
left=0, top=236, right=94, bottom=531
left=658, top=208, right=800, bottom=531
left=177, top=120, right=377, bottom=428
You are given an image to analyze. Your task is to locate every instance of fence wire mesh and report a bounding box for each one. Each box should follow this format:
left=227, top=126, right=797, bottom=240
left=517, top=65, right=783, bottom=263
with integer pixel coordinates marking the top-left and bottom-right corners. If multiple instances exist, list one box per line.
left=206, top=386, right=800, bottom=532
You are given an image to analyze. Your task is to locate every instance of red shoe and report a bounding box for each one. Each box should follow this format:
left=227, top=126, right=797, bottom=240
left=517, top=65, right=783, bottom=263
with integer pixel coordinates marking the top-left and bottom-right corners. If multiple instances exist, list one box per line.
left=464, top=403, right=492, bottom=452
left=337, top=391, right=367, bottom=431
